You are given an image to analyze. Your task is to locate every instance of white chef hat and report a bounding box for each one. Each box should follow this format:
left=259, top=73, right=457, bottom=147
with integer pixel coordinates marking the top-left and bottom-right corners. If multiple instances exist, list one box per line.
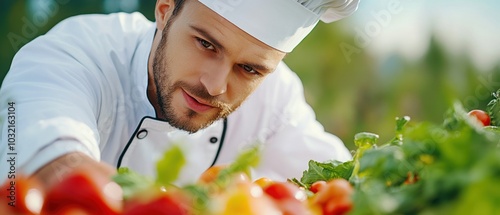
left=198, top=0, right=360, bottom=52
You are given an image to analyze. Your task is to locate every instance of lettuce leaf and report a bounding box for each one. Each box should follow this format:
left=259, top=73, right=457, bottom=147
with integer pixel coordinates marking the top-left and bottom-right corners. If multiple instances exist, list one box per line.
left=294, top=160, right=354, bottom=188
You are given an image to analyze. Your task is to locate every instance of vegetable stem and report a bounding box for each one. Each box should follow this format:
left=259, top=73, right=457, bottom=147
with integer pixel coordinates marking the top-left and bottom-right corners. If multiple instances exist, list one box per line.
left=350, top=132, right=379, bottom=182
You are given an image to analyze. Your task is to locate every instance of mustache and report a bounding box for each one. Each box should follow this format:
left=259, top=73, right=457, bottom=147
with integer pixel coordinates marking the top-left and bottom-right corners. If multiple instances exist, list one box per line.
left=174, top=81, right=232, bottom=111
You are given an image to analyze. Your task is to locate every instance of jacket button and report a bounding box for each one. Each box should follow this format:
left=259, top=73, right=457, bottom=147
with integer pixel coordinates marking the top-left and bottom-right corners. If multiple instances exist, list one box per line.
left=136, top=129, right=148, bottom=139
left=209, top=137, right=218, bottom=144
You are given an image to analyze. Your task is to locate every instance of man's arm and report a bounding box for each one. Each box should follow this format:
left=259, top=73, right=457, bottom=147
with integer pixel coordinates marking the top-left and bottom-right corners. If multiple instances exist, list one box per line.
left=29, top=152, right=123, bottom=213
left=32, top=152, right=116, bottom=190
left=0, top=17, right=106, bottom=184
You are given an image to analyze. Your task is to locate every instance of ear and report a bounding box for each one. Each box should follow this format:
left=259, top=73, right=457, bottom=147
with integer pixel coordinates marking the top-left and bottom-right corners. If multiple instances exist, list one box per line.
left=155, top=0, right=175, bottom=31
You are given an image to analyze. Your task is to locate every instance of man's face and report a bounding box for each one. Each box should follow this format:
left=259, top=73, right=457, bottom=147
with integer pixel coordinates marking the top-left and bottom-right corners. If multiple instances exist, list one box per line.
left=150, top=0, right=286, bottom=133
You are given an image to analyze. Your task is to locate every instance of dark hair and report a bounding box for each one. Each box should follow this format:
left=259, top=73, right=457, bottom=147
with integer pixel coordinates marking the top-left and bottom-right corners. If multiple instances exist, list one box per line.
left=162, top=0, right=186, bottom=31
left=171, top=0, right=186, bottom=17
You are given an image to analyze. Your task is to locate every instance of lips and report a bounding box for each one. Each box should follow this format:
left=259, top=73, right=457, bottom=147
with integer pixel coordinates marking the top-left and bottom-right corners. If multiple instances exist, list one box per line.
left=181, top=90, right=214, bottom=113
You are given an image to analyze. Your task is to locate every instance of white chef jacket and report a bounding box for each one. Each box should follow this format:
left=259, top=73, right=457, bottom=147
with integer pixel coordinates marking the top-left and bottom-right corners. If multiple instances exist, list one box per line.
left=0, top=12, right=351, bottom=185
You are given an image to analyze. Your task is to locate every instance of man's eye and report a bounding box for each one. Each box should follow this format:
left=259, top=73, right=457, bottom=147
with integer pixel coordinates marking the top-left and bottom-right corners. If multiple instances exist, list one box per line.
left=241, top=65, right=258, bottom=74
left=198, top=38, right=215, bottom=50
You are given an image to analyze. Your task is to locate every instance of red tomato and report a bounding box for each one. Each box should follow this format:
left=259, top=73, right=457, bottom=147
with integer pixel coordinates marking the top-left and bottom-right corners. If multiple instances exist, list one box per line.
left=310, top=180, right=327, bottom=193
left=468, top=109, right=491, bottom=126
left=263, top=182, right=309, bottom=215
left=123, top=194, right=190, bottom=215
left=0, top=175, right=44, bottom=215
left=263, top=182, right=306, bottom=201
left=313, top=179, right=353, bottom=205
left=278, top=198, right=311, bottom=215
left=41, top=171, right=121, bottom=215
left=312, top=179, right=354, bottom=215
left=323, top=197, right=353, bottom=215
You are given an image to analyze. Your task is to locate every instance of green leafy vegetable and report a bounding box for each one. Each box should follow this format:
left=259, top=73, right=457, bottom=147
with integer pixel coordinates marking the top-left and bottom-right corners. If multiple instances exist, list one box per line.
left=293, top=94, right=500, bottom=214
left=112, top=144, right=186, bottom=199
left=112, top=167, right=154, bottom=200
left=219, top=144, right=261, bottom=179
left=156, top=144, right=186, bottom=186
left=208, top=144, right=261, bottom=189
left=297, top=160, right=354, bottom=188
left=487, top=89, right=500, bottom=126
left=351, top=132, right=380, bottom=182
left=390, top=116, right=411, bottom=146
left=349, top=102, right=500, bottom=214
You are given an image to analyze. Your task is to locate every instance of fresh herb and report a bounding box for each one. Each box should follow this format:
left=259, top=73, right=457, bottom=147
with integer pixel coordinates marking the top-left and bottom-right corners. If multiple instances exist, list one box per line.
left=487, top=89, right=500, bottom=126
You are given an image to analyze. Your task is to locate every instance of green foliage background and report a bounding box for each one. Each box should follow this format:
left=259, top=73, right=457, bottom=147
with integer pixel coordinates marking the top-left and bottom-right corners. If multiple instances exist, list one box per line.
left=1, top=0, right=499, bottom=151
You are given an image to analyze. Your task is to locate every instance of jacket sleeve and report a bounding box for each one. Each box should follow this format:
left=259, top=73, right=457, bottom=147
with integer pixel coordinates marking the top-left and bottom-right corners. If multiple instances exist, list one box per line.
left=0, top=17, right=104, bottom=181
left=251, top=62, right=352, bottom=180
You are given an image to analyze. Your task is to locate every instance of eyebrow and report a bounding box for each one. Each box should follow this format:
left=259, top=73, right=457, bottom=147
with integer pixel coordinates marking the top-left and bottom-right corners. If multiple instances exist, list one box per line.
left=189, top=24, right=274, bottom=73
left=241, top=62, right=274, bottom=73
left=189, top=25, right=226, bottom=54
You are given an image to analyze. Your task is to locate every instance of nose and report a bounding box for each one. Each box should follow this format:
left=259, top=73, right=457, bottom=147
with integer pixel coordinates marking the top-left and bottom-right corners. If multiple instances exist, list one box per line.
left=200, top=64, right=230, bottom=96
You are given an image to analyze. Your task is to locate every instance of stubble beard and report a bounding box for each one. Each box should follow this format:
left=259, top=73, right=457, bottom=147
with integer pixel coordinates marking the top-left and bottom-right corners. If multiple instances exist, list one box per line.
left=151, top=19, right=235, bottom=133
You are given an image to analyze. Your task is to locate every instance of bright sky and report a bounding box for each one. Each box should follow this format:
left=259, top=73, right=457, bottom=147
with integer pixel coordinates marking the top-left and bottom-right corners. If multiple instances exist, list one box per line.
left=344, top=0, right=500, bottom=71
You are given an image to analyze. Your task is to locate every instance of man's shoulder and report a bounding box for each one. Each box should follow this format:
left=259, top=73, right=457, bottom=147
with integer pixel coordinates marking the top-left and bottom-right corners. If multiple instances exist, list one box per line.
left=21, top=12, right=156, bottom=68
left=8, top=12, right=155, bottom=90
left=49, top=12, right=153, bottom=36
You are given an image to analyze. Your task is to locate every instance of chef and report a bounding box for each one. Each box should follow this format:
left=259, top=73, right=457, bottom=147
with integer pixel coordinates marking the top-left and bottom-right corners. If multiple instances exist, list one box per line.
left=0, top=0, right=359, bottom=188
